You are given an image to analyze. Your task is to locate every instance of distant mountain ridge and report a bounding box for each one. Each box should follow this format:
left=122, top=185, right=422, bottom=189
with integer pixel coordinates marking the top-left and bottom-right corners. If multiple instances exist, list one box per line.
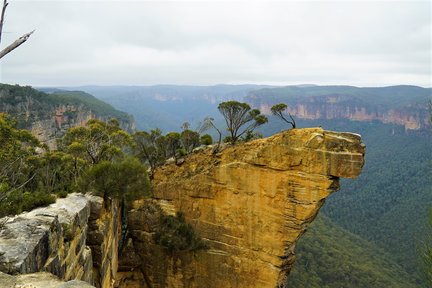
left=59, top=85, right=272, bottom=131
left=58, top=84, right=431, bottom=132
left=246, top=85, right=432, bottom=131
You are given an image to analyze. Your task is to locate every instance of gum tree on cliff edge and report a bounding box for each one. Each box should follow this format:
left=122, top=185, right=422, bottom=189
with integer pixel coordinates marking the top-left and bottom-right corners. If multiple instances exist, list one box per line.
left=271, top=103, right=296, bottom=129
left=0, top=0, right=34, bottom=60
left=218, top=101, right=268, bottom=143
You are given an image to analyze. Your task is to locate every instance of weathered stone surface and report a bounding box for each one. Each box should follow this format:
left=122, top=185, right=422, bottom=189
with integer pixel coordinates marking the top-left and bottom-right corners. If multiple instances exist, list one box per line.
left=124, top=128, right=365, bottom=288
left=0, top=193, right=122, bottom=288
left=0, top=271, right=95, bottom=288
left=86, top=196, right=121, bottom=288
left=0, top=194, right=90, bottom=277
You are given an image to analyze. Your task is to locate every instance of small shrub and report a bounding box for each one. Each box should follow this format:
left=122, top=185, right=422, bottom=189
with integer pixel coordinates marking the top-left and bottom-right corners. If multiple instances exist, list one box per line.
left=153, top=212, right=208, bottom=253
left=21, top=191, right=56, bottom=212
left=56, top=190, right=68, bottom=198
left=0, top=190, right=55, bottom=217
left=200, top=134, right=213, bottom=145
left=62, top=222, right=74, bottom=242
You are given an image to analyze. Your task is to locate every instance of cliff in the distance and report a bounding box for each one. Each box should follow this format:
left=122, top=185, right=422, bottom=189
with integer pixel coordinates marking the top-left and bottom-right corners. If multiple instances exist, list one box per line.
left=246, top=85, right=431, bottom=131
left=0, top=84, right=135, bottom=149
left=120, top=128, right=365, bottom=288
left=0, top=128, right=365, bottom=288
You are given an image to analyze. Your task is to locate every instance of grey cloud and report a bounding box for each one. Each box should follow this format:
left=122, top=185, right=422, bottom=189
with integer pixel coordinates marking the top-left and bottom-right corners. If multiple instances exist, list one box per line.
left=0, top=0, right=430, bottom=87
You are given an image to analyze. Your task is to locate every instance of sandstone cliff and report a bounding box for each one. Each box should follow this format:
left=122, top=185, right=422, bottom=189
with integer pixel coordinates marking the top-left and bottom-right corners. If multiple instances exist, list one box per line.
left=257, top=99, right=429, bottom=131
left=0, top=128, right=365, bottom=288
left=121, top=128, right=365, bottom=288
left=245, top=86, right=431, bottom=131
left=0, top=84, right=135, bottom=150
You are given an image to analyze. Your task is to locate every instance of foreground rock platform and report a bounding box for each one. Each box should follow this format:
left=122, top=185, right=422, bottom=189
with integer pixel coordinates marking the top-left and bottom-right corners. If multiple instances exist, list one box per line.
left=0, top=193, right=121, bottom=288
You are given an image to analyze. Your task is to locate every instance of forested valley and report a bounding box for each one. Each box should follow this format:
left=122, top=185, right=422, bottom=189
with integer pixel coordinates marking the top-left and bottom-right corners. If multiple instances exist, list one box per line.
left=1, top=84, right=431, bottom=287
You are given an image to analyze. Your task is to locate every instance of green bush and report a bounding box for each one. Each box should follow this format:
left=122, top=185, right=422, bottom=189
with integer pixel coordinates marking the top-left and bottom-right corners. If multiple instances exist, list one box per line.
left=21, top=191, right=56, bottom=212
left=62, top=223, right=74, bottom=242
left=153, top=212, right=208, bottom=253
left=200, top=134, right=213, bottom=145
left=0, top=190, right=55, bottom=217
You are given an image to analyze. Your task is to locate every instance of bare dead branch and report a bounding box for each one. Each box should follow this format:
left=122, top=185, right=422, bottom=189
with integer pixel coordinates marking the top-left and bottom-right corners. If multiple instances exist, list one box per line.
left=0, top=0, right=8, bottom=46
left=0, top=30, right=34, bottom=59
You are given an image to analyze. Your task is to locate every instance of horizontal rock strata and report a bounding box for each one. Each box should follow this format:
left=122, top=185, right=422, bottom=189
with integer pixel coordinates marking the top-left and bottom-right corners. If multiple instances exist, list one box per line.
left=124, top=128, right=365, bottom=288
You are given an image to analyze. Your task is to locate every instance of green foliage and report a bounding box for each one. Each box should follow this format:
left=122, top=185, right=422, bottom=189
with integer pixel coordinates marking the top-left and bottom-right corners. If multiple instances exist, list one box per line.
left=27, top=151, right=77, bottom=193
left=289, top=215, right=418, bottom=288
left=62, top=222, right=74, bottom=242
left=180, top=129, right=200, bottom=153
left=0, top=109, right=150, bottom=216
left=241, top=130, right=263, bottom=142
left=0, top=84, right=133, bottom=130
left=81, top=157, right=150, bottom=201
left=153, top=212, right=208, bottom=253
left=198, top=117, right=222, bottom=148
left=320, top=120, right=432, bottom=284
left=429, top=99, right=432, bottom=125
left=60, top=118, right=132, bottom=165
left=271, top=103, right=296, bottom=128
left=134, top=127, right=207, bottom=171
left=419, top=210, right=432, bottom=285
left=133, top=129, right=165, bottom=171
left=217, top=101, right=268, bottom=143
left=200, top=134, right=213, bottom=145
left=0, top=113, right=46, bottom=217
left=0, top=190, right=55, bottom=217
left=47, top=90, right=131, bottom=122
left=165, top=132, right=181, bottom=159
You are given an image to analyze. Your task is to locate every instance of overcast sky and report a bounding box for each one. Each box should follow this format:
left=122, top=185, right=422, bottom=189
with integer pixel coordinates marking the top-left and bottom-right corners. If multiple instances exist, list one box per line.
left=0, top=0, right=430, bottom=87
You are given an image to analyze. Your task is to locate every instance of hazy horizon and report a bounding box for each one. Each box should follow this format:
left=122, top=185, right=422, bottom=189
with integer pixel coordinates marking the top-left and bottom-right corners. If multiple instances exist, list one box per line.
left=31, top=83, right=432, bottom=89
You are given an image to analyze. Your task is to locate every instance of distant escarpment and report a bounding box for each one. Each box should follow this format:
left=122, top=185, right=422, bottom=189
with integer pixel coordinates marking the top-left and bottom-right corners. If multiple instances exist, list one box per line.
left=119, top=128, right=365, bottom=287
left=0, top=84, right=135, bottom=149
left=245, top=85, right=431, bottom=131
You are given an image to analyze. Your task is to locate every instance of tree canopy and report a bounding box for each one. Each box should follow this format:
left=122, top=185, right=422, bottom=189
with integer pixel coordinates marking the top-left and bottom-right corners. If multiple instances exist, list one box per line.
left=217, top=101, right=267, bottom=143
left=271, top=103, right=296, bottom=129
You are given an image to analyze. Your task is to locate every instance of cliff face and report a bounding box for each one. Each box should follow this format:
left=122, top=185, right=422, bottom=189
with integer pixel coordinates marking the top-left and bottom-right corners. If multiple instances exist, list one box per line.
left=0, top=128, right=365, bottom=288
left=0, top=84, right=135, bottom=150
left=254, top=95, right=430, bottom=131
left=244, top=85, right=432, bottom=131
left=123, top=128, right=365, bottom=288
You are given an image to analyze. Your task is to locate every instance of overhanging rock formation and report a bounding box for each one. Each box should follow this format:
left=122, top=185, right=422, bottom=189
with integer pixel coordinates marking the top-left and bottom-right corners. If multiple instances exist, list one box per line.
left=123, top=128, right=365, bottom=288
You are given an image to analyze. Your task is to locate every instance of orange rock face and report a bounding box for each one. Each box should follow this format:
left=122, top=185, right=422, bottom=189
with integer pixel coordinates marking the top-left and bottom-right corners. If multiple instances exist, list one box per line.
left=121, top=128, right=365, bottom=288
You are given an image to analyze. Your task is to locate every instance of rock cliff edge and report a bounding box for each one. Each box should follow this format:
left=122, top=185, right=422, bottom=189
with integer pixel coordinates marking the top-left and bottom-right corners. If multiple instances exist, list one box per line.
left=123, top=127, right=365, bottom=288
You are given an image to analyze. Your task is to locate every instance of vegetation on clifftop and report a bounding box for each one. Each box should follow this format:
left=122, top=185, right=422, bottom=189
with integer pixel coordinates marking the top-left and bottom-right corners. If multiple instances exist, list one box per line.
left=0, top=84, right=133, bottom=129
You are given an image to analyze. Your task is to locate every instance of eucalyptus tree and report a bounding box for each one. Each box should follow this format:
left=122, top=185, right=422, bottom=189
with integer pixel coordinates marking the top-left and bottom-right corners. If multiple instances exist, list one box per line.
left=217, top=101, right=268, bottom=143
left=271, top=103, right=296, bottom=129
left=60, top=118, right=132, bottom=165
